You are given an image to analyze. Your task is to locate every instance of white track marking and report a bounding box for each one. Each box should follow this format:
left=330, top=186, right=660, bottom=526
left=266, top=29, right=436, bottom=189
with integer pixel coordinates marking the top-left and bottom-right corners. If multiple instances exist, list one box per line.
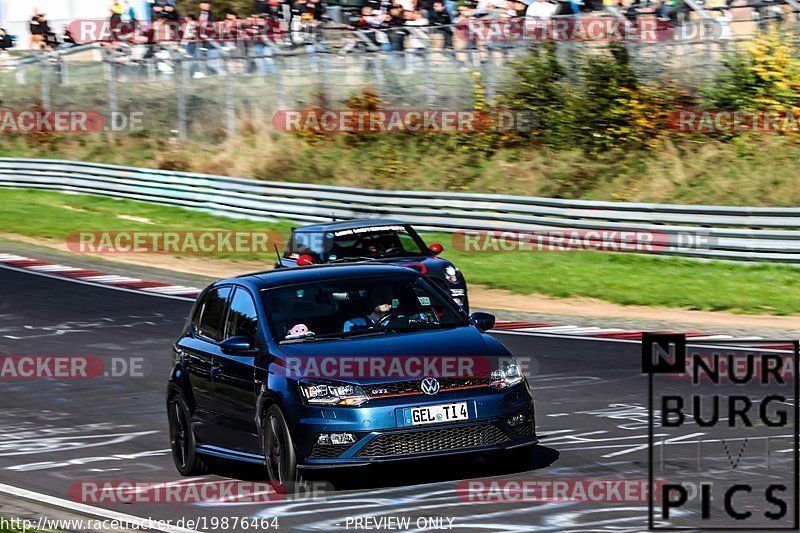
left=0, top=262, right=196, bottom=302
left=0, top=481, right=201, bottom=533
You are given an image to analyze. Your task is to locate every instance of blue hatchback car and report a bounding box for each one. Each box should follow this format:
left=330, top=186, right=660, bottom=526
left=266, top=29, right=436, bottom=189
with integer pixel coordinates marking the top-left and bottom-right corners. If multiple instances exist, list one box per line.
left=167, top=264, right=537, bottom=484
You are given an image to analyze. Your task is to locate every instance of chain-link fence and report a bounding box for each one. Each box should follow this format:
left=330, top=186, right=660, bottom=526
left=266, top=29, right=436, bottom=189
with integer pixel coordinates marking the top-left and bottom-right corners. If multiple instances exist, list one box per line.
left=1, top=8, right=798, bottom=141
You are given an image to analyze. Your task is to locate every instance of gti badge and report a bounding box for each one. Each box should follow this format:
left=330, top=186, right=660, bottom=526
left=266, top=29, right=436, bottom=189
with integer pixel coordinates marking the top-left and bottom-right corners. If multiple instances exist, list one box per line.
left=421, top=377, right=441, bottom=396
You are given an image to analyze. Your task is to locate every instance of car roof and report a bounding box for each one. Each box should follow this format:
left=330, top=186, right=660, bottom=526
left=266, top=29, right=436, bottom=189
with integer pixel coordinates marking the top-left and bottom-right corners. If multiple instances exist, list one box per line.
left=222, top=263, right=420, bottom=290
left=292, top=218, right=410, bottom=233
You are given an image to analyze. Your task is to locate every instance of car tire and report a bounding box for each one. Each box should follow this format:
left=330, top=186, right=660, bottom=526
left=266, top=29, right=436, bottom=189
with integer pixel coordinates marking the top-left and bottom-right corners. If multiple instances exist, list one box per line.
left=263, top=405, right=300, bottom=486
left=167, top=394, right=208, bottom=476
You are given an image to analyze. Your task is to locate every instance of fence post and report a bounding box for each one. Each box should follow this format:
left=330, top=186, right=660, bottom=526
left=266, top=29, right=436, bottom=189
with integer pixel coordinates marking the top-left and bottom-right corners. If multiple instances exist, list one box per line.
left=483, top=52, right=496, bottom=103
left=175, top=58, right=187, bottom=141
left=683, top=0, right=714, bottom=80
left=424, top=50, right=435, bottom=106
left=224, top=57, right=236, bottom=138
left=40, top=62, right=51, bottom=109
left=276, top=56, right=285, bottom=111
left=104, top=60, right=118, bottom=124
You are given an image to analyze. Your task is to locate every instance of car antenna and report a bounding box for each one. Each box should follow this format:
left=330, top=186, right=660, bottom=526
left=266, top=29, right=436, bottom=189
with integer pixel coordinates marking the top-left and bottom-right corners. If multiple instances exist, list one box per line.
left=274, top=244, right=285, bottom=269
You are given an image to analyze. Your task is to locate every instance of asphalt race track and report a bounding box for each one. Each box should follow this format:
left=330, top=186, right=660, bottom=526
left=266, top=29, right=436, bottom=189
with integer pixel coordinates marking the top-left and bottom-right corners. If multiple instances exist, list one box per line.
left=0, top=264, right=796, bottom=532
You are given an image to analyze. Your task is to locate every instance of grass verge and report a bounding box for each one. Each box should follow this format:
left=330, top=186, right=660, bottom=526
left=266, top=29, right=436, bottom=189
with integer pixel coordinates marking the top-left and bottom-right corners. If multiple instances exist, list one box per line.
left=1, top=187, right=799, bottom=316
left=3, top=131, right=800, bottom=207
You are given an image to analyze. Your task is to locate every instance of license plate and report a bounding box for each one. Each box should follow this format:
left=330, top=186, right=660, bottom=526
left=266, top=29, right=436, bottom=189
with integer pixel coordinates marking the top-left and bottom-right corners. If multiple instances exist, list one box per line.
left=404, top=402, right=469, bottom=426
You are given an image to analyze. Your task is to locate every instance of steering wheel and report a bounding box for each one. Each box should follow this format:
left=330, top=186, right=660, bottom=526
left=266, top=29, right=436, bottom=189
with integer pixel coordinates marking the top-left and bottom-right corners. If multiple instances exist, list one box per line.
left=378, top=313, right=404, bottom=328
left=381, top=246, right=402, bottom=255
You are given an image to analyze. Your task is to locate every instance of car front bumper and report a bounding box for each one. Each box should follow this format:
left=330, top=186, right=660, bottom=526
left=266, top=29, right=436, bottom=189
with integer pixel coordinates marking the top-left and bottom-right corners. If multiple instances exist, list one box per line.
left=292, top=385, right=536, bottom=468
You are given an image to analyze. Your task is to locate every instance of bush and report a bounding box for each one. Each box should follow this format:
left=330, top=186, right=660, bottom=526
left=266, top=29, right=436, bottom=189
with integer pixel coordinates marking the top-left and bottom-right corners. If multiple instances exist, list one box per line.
left=705, top=26, right=800, bottom=112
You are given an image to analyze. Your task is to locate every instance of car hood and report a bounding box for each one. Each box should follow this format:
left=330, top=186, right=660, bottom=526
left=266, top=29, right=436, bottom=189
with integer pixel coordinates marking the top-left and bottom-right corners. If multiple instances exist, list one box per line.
left=274, top=326, right=510, bottom=385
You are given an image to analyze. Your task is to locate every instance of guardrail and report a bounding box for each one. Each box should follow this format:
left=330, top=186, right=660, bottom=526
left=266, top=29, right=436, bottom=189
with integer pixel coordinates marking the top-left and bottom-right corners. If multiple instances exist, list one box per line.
left=1, top=158, right=799, bottom=263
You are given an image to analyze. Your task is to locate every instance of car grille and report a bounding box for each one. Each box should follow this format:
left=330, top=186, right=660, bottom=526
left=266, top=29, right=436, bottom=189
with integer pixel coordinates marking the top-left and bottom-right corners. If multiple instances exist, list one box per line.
left=366, top=376, right=489, bottom=398
left=514, top=420, right=535, bottom=438
left=356, top=424, right=509, bottom=458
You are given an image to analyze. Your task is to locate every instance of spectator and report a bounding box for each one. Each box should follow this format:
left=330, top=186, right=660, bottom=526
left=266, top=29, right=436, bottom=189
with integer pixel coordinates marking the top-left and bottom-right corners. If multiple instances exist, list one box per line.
left=39, top=14, right=58, bottom=51
left=198, top=2, right=215, bottom=24
left=151, top=0, right=170, bottom=21
left=110, top=3, right=124, bottom=41
left=62, top=25, right=77, bottom=45
left=122, top=0, right=137, bottom=23
left=38, top=13, right=54, bottom=50
left=526, top=0, right=557, bottom=18
left=385, top=6, right=407, bottom=56
left=29, top=8, right=45, bottom=50
left=307, top=0, right=328, bottom=21
left=404, top=9, right=428, bottom=70
left=0, top=27, right=14, bottom=53
left=255, top=0, right=271, bottom=15
left=429, top=1, right=453, bottom=48
left=163, top=4, right=181, bottom=22
left=569, top=0, right=584, bottom=14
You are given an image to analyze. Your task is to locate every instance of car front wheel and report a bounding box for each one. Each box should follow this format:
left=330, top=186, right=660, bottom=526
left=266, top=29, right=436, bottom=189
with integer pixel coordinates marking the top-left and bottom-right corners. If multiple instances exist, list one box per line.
left=263, top=405, right=299, bottom=486
left=167, top=394, right=208, bottom=476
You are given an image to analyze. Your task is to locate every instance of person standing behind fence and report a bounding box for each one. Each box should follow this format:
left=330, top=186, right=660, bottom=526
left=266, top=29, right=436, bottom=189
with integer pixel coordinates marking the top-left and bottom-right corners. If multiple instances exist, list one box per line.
left=429, top=1, right=453, bottom=48
left=29, top=8, right=45, bottom=50
left=526, top=0, right=556, bottom=18
left=404, top=9, right=428, bottom=71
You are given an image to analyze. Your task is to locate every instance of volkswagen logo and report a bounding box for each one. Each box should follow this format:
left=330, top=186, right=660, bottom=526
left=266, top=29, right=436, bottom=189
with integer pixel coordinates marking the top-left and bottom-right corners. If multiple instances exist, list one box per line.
left=420, top=377, right=441, bottom=396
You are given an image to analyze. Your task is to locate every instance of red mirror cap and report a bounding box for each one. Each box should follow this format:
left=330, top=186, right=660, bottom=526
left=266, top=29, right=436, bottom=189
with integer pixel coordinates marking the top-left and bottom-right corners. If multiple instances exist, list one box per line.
left=429, top=243, right=444, bottom=255
left=297, top=254, right=313, bottom=266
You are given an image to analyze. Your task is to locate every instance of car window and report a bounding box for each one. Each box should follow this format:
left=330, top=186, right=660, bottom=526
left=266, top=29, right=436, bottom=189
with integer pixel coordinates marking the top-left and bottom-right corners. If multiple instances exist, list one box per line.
left=197, top=286, right=232, bottom=342
left=262, top=275, right=467, bottom=342
left=328, top=226, right=427, bottom=259
left=284, top=232, right=325, bottom=261
left=225, top=287, right=259, bottom=341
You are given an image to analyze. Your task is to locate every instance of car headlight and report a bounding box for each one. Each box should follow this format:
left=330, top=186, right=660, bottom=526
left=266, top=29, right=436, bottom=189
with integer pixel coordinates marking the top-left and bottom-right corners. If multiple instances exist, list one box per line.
left=300, top=380, right=370, bottom=406
left=444, top=265, right=461, bottom=284
left=489, top=358, right=525, bottom=389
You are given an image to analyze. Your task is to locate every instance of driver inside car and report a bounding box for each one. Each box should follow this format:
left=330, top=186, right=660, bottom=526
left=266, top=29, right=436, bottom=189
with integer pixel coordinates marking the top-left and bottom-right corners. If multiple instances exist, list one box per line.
left=343, top=285, right=394, bottom=332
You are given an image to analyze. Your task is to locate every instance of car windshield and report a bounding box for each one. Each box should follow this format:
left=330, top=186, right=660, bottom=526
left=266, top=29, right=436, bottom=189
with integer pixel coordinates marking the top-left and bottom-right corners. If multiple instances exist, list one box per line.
left=328, top=225, right=427, bottom=260
left=285, top=225, right=428, bottom=262
left=262, top=276, right=467, bottom=342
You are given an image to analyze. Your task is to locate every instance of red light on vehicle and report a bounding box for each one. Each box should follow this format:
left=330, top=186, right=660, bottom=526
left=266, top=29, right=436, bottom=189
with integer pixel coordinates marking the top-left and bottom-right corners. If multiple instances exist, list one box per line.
left=429, top=243, right=444, bottom=255
left=297, top=254, right=313, bottom=266
left=403, top=262, right=428, bottom=274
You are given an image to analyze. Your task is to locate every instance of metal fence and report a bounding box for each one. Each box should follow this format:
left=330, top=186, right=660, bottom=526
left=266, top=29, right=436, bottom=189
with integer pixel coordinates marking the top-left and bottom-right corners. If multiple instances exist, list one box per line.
left=2, top=6, right=798, bottom=141
left=1, top=158, right=799, bottom=263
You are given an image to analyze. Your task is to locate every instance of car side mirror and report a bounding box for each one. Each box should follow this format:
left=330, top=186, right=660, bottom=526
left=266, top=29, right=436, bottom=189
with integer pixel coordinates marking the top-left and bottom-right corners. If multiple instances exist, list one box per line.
left=429, top=243, right=444, bottom=255
left=220, top=336, right=258, bottom=355
left=470, top=312, right=495, bottom=332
